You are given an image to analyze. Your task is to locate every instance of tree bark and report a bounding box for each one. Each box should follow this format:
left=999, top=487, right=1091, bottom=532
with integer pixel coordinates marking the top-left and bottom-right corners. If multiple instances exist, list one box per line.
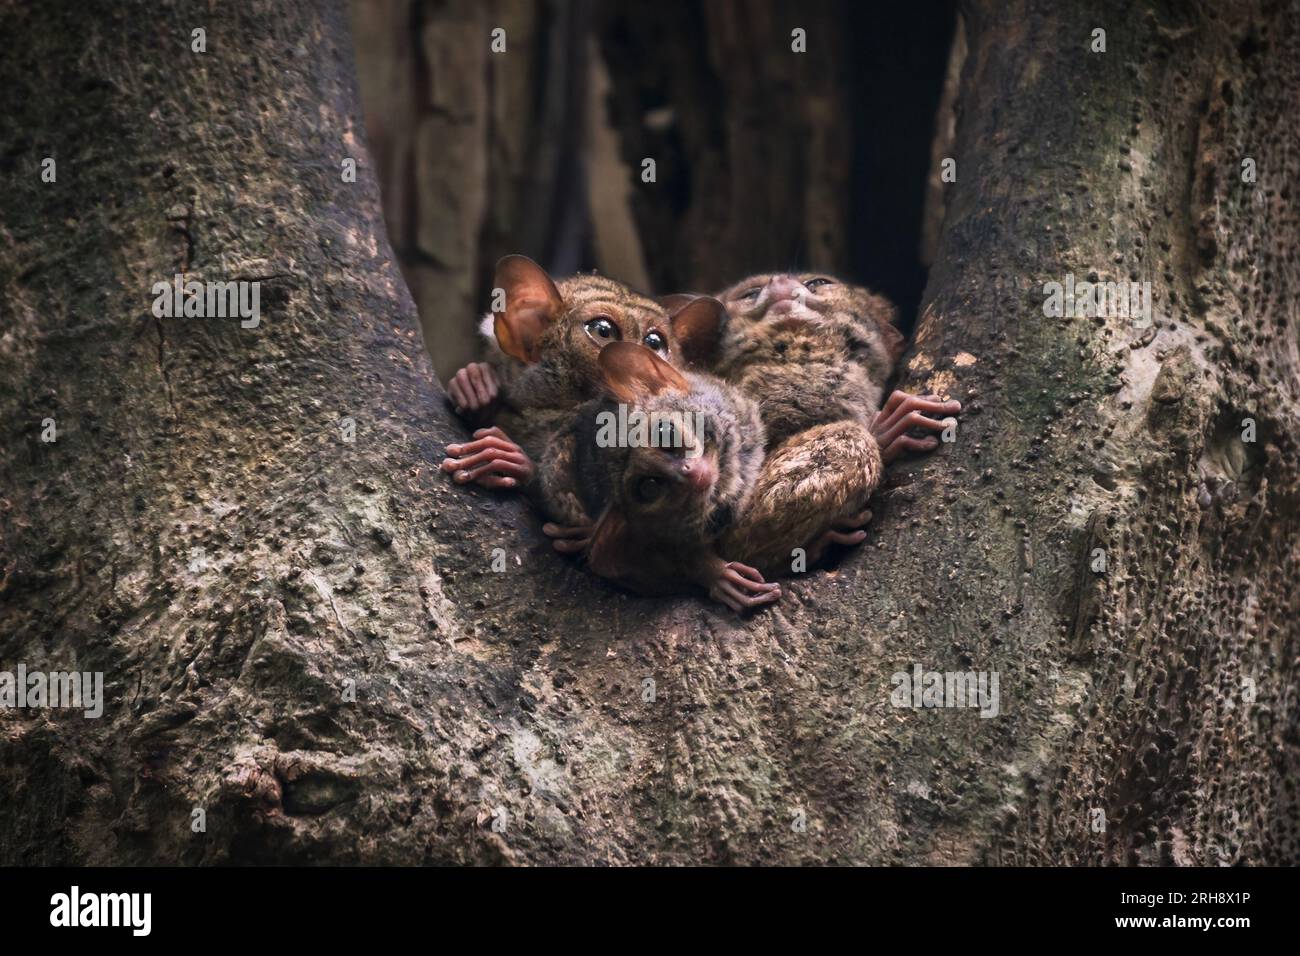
left=1, top=0, right=1296, bottom=866
left=937, top=0, right=1300, bottom=866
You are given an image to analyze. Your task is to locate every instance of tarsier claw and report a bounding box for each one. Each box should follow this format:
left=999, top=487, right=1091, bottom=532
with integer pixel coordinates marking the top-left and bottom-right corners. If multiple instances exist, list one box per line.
left=446, top=362, right=499, bottom=415
left=441, top=426, right=534, bottom=489
left=817, top=508, right=874, bottom=549
left=543, top=522, right=593, bottom=555
left=871, top=390, right=962, bottom=463
left=708, top=561, right=781, bottom=613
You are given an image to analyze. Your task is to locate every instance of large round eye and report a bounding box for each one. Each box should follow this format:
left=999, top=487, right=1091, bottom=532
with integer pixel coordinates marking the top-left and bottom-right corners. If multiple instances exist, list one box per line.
left=584, top=316, right=620, bottom=344
left=656, top=419, right=678, bottom=449
left=738, top=287, right=762, bottom=301
left=642, top=330, right=668, bottom=354
left=635, top=476, right=665, bottom=504
left=805, top=277, right=835, bottom=290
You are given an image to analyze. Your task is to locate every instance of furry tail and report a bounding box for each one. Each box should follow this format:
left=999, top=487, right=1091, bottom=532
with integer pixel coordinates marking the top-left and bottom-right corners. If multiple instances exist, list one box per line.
left=721, top=420, right=882, bottom=577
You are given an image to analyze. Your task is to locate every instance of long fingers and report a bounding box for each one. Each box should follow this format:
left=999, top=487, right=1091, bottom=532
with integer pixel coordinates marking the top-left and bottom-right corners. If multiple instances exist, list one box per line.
left=881, top=390, right=951, bottom=412
left=712, top=577, right=782, bottom=612
left=821, top=529, right=867, bottom=547
left=543, top=523, right=593, bottom=555
left=448, top=455, right=531, bottom=486
left=874, top=392, right=961, bottom=436
left=446, top=371, right=471, bottom=412
left=874, top=408, right=953, bottom=452
left=706, top=562, right=780, bottom=611
left=447, top=364, right=499, bottom=413
left=467, top=363, right=498, bottom=407
left=880, top=433, right=941, bottom=464
left=724, top=561, right=766, bottom=584
left=718, top=565, right=781, bottom=605
left=551, top=537, right=590, bottom=555
left=442, top=437, right=525, bottom=472
left=877, top=389, right=910, bottom=418
left=449, top=450, right=527, bottom=476
left=442, top=430, right=519, bottom=467
left=834, top=508, right=873, bottom=531
left=878, top=389, right=944, bottom=418
left=442, top=432, right=533, bottom=486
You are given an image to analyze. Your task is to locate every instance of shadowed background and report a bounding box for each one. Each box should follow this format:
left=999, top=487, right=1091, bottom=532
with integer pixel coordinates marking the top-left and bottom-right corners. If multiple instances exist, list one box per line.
left=349, top=0, right=959, bottom=380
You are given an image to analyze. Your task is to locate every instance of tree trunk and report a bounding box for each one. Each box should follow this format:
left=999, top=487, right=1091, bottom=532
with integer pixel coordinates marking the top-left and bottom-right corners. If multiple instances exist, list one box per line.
left=1, top=0, right=1296, bottom=866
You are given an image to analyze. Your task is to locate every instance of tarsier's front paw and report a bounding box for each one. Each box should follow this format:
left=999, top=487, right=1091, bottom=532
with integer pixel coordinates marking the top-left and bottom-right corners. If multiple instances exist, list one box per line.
left=441, top=426, right=534, bottom=489
left=446, top=362, right=500, bottom=419
left=816, top=508, right=873, bottom=551
left=708, top=561, right=781, bottom=613
left=542, top=522, right=593, bottom=555
left=871, top=391, right=961, bottom=463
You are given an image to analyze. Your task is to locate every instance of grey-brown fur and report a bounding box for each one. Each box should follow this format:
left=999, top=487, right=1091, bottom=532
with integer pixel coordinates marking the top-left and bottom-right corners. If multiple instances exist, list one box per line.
left=707, top=272, right=905, bottom=573
left=571, top=343, right=767, bottom=598
left=713, top=272, right=903, bottom=447
left=473, top=259, right=724, bottom=524
left=720, top=419, right=882, bottom=576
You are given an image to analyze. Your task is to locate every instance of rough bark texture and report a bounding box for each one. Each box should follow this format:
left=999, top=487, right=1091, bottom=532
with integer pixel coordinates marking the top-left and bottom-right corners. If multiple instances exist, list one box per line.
left=946, top=0, right=1300, bottom=866
left=1, top=0, right=1296, bottom=866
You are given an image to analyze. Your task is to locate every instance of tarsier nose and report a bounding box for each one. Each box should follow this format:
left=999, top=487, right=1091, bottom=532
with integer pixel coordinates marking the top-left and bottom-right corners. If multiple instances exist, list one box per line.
left=679, top=456, right=716, bottom=493
left=766, top=274, right=805, bottom=302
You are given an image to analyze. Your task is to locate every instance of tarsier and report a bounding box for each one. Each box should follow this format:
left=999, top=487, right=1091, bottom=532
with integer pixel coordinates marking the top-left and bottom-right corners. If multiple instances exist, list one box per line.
left=706, top=273, right=962, bottom=576
left=443, top=264, right=960, bottom=611
left=440, top=255, right=720, bottom=523
left=568, top=341, right=782, bottom=610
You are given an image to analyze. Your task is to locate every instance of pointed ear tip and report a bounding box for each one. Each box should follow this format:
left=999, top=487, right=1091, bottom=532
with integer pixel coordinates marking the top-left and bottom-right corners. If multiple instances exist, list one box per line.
left=674, top=295, right=725, bottom=324
left=598, top=342, right=686, bottom=393
left=596, top=341, right=639, bottom=381
left=598, top=340, right=638, bottom=364
left=494, top=254, right=550, bottom=285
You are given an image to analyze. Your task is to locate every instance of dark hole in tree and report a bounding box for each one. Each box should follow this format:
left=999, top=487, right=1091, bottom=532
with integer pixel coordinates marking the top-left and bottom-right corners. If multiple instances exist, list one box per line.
left=577, top=1, right=957, bottom=334
left=847, top=2, right=957, bottom=333
left=367, top=1, right=962, bottom=377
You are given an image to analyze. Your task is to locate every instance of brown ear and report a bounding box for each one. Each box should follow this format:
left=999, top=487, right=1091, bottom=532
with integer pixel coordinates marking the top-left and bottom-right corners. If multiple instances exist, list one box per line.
left=657, top=293, right=700, bottom=313
left=492, top=255, right=564, bottom=363
left=586, top=509, right=631, bottom=581
left=666, top=295, right=725, bottom=368
left=877, top=319, right=907, bottom=365
left=861, top=292, right=905, bottom=365
left=597, top=341, right=690, bottom=404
